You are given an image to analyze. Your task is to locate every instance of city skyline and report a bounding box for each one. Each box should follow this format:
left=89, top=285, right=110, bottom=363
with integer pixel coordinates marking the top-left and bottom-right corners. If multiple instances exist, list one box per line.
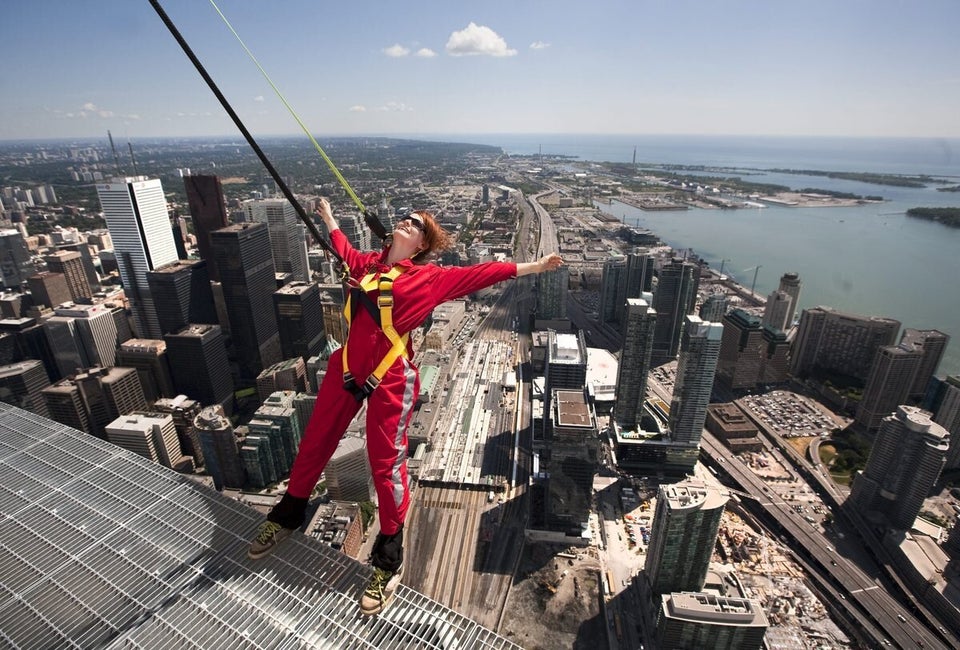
left=2, top=0, right=960, bottom=140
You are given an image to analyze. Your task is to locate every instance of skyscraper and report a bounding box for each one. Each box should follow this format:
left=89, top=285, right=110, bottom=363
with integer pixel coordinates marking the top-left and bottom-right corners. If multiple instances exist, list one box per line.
left=273, top=280, right=326, bottom=362
left=614, top=294, right=656, bottom=429
left=777, top=272, right=802, bottom=326
left=545, top=388, right=597, bottom=531
left=536, top=265, right=569, bottom=321
left=210, top=223, right=281, bottom=384
left=325, top=435, right=372, bottom=502
left=644, top=480, right=728, bottom=594
left=0, top=229, right=34, bottom=290
left=544, top=330, right=588, bottom=416
left=193, top=404, right=245, bottom=490
left=698, top=292, right=728, bottom=324
left=718, top=309, right=791, bottom=391
left=0, top=360, right=51, bottom=418
left=43, top=250, right=92, bottom=302
left=27, top=272, right=71, bottom=309
left=96, top=176, right=179, bottom=338
left=850, top=406, right=949, bottom=529
left=669, top=316, right=723, bottom=446
left=183, top=174, right=229, bottom=282
left=116, top=338, right=175, bottom=402
left=652, top=258, right=700, bottom=363
left=242, top=198, right=310, bottom=282
left=163, top=324, right=234, bottom=415
left=146, top=259, right=218, bottom=336
left=598, top=257, right=625, bottom=326
left=761, top=290, right=792, bottom=332
left=43, top=303, right=119, bottom=376
left=900, top=328, right=950, bottom=402
left=934, top=376, right=960, bottom=470
left=855, top=344, right=922, bottom=431
left=656, top=593, right=767, bottom=650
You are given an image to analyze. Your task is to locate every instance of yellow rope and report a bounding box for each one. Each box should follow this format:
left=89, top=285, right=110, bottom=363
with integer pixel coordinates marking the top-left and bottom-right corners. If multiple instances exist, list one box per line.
left=207, top=0, right=367, bottom=214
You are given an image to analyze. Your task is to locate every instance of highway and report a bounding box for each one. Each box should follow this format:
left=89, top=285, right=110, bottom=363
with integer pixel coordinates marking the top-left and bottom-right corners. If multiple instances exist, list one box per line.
left=701, top=431, right=948, bottom=649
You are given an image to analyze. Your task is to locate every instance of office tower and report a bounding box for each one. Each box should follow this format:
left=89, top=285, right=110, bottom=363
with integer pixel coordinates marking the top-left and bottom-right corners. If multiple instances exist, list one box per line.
left=717, top=309, right=791, bottom=391
left=900, top=328, right=950, bottom=402
left=105, top=412, right=189, bottom=471
left=319, top=283, right=346, bottom=345
left=0, top=360, right=51, bottom=418
left=43, top=303, right=119, bottom=377
left=41, top=381, right=91, bottom=434
left=761, top=290, right=792, bottom=332
left=249, top=390, right=301, bottom=475
left=293, top=392, right=316, bottom=434
left=194, top=404, right=245, bottom=490
left=850, top=406, right=949, bottom=529
left=669, top=316, right=723, bottom=446
left=240, top=432, right=277, bottom=489
left=242, top=198, right=310, bottom=282
left=256, top=357, right=308, bottom=403
left=326, top=435, right=372, bottom=502
left=163, top=324, right=234, bottom=415
left=614, top=294, right=656, bottom=429
left=58, top=243, right=102, bottom=293
left=0, top=229, right=34, bottom=289
left=855, top=345, right=922, bottom=430
left=116, top=339, right=175, bottom=402
left=645, top=480, right=728, bottom=594
left=789, top=306, right=900, bottom=382
left=210, top=223, right=281, bottom=384
left=152, top=394, right=205, bottom=466
left=97, top=176, right=179, bottom=338
left=44, top=250, right=93, bottom=301
left=336, top=212, right=372, bottom=252
left=545, top=388, right=597, bottom=531
left=777, top=271, right=802, bottom=328
left=42, top=367, right=146, bottom=438
left=0, top=293, right=21, bottom=319
left=274, top=281, right=326, bottom=362
left=27, top=272, right=71, bottom=309
left=598, top=257, right=626, bottom=325
left=536, top=265, right=568, bottom=321
left=652, top=258, right=700, bottom=363
left=146, top=259, right=218, bottom=336
left=183, top=175, right=229, bottom=281
left=698, top=292, right=728, bottom=324
left=656, top=593, right=767, bottom=650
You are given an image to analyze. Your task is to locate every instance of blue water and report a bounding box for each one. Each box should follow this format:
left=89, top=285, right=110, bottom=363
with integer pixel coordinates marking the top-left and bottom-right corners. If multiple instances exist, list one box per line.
left=436, top=134, right=960, bottom=377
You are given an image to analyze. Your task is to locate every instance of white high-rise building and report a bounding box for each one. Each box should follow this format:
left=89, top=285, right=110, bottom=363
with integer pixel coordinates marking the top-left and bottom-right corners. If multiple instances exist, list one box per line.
left=669, top=316, right=723, bottom=446
left=97, top=177, right=178, bottom=338
left=242, top=198, right=309, bottom=282
left=105, top=412, right=186, bottom=470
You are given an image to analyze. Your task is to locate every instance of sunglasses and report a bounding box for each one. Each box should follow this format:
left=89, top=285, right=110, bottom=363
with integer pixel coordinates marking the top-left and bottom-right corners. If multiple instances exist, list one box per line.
left=398, top=215, right=426, bottom=232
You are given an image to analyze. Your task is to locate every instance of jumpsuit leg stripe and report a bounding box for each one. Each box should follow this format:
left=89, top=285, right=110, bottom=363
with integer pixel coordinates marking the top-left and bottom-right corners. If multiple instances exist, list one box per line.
left=391, top=357, right=417, bottom=508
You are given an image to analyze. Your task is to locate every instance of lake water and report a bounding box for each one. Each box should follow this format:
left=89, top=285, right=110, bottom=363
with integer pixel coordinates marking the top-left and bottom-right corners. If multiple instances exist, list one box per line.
left=444, top=134, right=960, bottom=376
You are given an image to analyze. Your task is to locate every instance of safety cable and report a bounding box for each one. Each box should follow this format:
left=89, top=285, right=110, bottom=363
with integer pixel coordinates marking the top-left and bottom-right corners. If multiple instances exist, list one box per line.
left=206, top=0, right=388, bottom=241
left=147, top=0, right=350, bottom=275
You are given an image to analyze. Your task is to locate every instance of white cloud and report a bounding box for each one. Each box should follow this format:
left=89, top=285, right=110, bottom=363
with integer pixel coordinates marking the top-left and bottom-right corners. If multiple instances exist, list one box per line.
left=349, top=105, right=367, bottom=112
left=377, top=101, right=413, bottom=112
left=253, top=95, right=265, bottom=102
left=82, top=102, right=98, bottom=111
left=383, top=44, right=410, bottom=58
left=446, top=23, right=517, bottom=57
left=415, top=48, right=436, bottom=58
left=529, top=41, right=550, bottom=50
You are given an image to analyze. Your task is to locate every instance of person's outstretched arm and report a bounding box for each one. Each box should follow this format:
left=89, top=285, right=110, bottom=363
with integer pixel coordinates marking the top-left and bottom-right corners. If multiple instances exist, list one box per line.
left=516, top=253, right=564, bottom=277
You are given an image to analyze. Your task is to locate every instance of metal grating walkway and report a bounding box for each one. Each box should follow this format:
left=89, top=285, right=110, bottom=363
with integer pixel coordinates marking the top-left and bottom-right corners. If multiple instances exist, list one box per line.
left=0, top=403, right=521, bottom=649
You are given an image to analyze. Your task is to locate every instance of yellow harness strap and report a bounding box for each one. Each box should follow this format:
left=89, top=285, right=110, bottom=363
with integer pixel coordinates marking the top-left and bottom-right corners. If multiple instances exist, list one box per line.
left=342, top=265, right=409, bottom=400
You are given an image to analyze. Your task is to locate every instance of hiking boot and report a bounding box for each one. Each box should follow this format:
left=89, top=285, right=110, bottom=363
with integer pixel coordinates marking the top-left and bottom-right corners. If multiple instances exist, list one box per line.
left=247, top=520, right=294, bottom=560
left=359, top=565, right=403, bottom=616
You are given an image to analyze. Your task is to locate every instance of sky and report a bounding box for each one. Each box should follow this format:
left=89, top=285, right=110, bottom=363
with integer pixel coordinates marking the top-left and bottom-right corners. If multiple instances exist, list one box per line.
left=2, top=0, right=959, bottom=141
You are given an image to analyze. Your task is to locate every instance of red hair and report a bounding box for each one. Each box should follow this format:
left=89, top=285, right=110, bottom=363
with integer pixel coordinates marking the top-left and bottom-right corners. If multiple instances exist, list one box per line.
left=411, top=211, right=454, bottom=262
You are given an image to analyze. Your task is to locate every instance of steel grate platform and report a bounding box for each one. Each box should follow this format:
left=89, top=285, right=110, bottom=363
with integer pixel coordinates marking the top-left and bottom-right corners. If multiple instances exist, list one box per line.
left=0, top=403, right=521, bottom=649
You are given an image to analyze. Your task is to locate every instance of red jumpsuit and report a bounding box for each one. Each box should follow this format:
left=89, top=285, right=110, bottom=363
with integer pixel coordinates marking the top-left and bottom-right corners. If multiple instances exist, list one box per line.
left=287, top=230, right=518, bottom=536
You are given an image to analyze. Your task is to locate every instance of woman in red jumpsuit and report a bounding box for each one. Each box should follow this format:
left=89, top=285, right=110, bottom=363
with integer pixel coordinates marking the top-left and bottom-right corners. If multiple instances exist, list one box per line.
left=248, top=197, right=563, bottom=616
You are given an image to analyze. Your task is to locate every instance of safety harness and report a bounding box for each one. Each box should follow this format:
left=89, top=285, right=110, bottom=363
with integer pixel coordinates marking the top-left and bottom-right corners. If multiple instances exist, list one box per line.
left=342, top=265, right=409, bottom=401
